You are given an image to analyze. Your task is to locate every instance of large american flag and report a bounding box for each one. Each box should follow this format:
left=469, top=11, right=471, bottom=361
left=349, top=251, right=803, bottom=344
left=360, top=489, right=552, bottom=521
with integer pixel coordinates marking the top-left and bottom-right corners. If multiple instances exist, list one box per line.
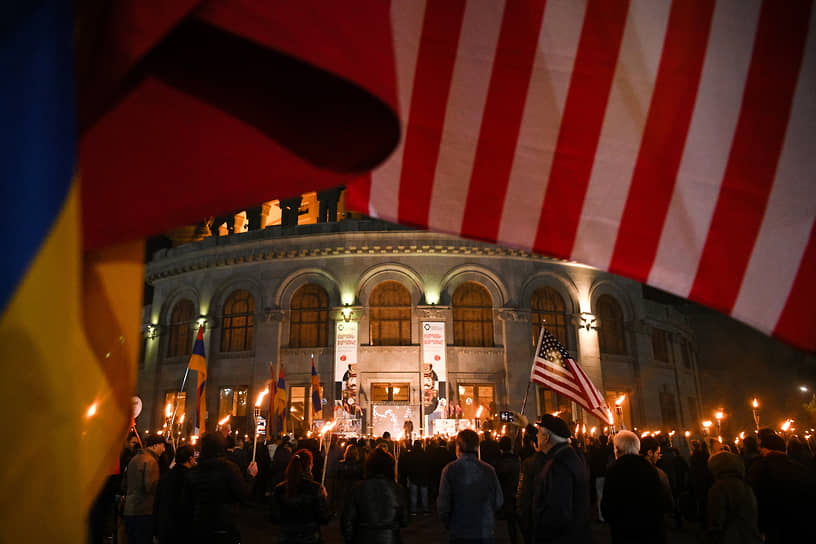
left=346, top=0, right=816, bottom=353
left=531, top=328, right=614, bottom=424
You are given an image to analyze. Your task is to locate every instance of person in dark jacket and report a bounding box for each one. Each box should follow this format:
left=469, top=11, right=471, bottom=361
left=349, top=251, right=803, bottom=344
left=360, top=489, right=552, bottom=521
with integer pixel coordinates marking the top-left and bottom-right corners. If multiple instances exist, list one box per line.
left=747, top=429, right=816, bottom=544
left=154, top=445, right=195, bottom=543
left=495, top=436, right=521, bottom=544
left=588, top=434, right=612, bottom=522
left=688, top=439, right=713, bottom=525
left=480, top=431, right=501, bottom=469
left=521, top=415, right=591, bottom=544
left=438, top=429, right=503, bottom=543
left=602, top=431, right=673, bottom=544
left=341, top=447, right=409, bottom=543
left=184, top=433, right=258, bottom=544
left=270, top=448, right=329, bottom=544
left=404, top=440, right=431, bottom=514
left=706, top=451, right=762, bottom=544
left=335, top=444, right=364, bottom=519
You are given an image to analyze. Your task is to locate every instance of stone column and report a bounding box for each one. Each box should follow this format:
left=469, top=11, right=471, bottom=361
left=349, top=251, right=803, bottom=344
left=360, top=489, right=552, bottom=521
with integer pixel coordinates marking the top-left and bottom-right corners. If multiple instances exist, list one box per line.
left=497, top=308, right=535, bottom=416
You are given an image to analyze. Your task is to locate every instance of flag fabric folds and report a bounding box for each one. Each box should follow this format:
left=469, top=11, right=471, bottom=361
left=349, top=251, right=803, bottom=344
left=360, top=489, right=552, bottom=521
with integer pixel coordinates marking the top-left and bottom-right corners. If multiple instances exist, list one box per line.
left=311, top=354, right=322, bottom=415
left=274, top=364, right=288, bottom=434
left=346, top=0, right=816, bottom=352
left=187, top=326, right=208, bottom=434
left=531, top=328, right=613, bottom=425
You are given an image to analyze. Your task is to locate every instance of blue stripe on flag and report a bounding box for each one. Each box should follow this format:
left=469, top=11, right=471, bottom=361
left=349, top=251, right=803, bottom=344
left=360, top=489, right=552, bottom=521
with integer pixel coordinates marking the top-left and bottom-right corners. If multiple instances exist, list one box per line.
left=0, top=1, right=76, bottom=312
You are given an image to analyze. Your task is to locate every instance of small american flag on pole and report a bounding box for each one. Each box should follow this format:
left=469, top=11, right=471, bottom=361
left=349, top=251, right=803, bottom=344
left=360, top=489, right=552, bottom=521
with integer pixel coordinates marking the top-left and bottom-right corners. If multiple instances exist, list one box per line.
left=531, top=327, right=613, bottom=425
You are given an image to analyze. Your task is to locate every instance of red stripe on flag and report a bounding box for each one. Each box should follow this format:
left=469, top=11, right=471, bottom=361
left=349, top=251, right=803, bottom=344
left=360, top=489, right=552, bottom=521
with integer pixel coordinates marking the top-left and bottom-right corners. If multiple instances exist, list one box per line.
left=532, top=368, right=583, bottom=396
left=535, top=360, right=574, bottom=381
left=460, top=0, right=547, bottom=240
left=397, top=0, right=467, bottom=228
left=774, top=224, right=816, bottom=351
left=346, top=173, right=372, bottom=216
left=609, top=0, right=715, bottom=282
left=532, top=0, right=630, bottom=259
left=689, top=0, right=811, bottom=311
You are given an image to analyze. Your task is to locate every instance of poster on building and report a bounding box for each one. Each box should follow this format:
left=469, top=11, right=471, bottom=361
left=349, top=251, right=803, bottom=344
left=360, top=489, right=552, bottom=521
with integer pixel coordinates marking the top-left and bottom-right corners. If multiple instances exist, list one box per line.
left=422, top=322, right=445, bottom=412
left=335, top=321, right=358, bottom=408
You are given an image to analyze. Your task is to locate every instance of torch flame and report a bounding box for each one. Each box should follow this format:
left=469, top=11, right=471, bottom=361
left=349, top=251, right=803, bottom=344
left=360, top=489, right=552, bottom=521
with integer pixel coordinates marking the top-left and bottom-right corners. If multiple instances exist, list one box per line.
left=165, top=403, right=173, bottom=418
left=590, top=427, right=597, bottom=435
left=582, top=424, right=586, bottom=435
left=752, top=398, right=759, bottom=408
left=702, top=420, right=712, bottom=429
left=476, top=405, right=484, bottom=418
left=218, top=415, right=230, bottom=426
left=739, top=431, right=745, bottom=439
left=615, top=395, right=626, bottom=406
left=319, top=419, right=338, bottom=437
left=781, top=419, right=793, bottom=432
left=86, top=402, right=98, bottom=418
left=715, top=410, right=724, bottom=420
left=255, top=387, right=270, bottom=407
left=641, top=431, right=650, bottom=438
left=501, top=425, right=506, bottom=435
left=179, top=413, right=185, bottom=424
left=684, top=431, right=691, bottom=437
left=669, top=430, right=675, bottom=436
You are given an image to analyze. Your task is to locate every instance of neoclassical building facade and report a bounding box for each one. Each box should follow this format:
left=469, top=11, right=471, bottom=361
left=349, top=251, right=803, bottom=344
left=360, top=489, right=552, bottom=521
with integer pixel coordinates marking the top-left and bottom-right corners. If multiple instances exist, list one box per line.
left=138, top=194, right=703, bottom=437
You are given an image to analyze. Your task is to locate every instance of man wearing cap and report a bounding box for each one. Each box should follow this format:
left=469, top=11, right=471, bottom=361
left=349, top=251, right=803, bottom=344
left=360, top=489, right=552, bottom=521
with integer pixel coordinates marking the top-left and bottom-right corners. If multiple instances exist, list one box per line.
left=516, top=415, right=591, bottom=544
left=122, top=434, right=165, bottom=544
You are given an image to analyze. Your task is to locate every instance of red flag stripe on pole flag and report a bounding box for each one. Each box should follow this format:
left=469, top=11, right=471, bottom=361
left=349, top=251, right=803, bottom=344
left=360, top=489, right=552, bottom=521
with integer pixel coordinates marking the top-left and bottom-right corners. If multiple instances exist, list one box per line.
left=346, top=0, right=816, bottom=352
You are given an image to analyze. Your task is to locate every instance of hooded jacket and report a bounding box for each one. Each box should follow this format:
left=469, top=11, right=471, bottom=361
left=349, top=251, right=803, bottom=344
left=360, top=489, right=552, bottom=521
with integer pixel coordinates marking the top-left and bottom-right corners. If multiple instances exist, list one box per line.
left=706, top=452, right=762, bottom=544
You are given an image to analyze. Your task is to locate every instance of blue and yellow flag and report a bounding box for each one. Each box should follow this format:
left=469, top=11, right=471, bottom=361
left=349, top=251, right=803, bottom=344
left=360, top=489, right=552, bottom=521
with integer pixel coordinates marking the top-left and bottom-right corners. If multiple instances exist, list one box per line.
left=188, top=326, right=207, bottom=434
left=1, top=3, right=142, bottom=542
left=311, top=354, right=321, bottom=415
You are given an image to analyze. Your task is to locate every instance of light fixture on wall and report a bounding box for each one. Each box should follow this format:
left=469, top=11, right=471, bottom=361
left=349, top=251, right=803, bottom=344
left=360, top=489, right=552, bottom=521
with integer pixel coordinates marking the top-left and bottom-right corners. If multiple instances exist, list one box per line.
left=144, top=323, right=159, bottom=340
left=342, top=304, right=352, bottom=322
left=194, top=315, right=208, bottom=331
left=579, top=312, right=597, bottom=331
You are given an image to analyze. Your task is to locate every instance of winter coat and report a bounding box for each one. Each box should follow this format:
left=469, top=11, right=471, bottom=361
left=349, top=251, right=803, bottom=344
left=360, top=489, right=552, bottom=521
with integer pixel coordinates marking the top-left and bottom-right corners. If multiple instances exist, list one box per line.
left=706, top=452, right=762, bottom=544
left=527, top=443, right=592, bottom=544
left=270, top=473, right=329, bottom=544
left=124, top=449, right=161, bottom=516
left=437, top=452, right=503, bottom=541
left=154, top=464, right=189, bottom=543
left=588, top=443, right=612, bottom=480
left=602, top=454, right=673, bottom=544
left=184, top=456, right=253, bottom=543
left=480, top=438, right=501, bottom=469
left=341, top=474, right=408, bottom=544
left=747, top=450, right=816, bottom=544
left=495, top=451, right=521, bottom=515
left=336, top=459, right=364, bottom=515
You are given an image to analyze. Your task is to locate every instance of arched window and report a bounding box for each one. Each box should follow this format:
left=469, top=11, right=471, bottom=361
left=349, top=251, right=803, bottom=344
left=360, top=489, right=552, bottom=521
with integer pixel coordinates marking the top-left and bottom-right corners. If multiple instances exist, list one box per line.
left=221, top=289, right=255, bottom=352
left=452, top=282, right=494, bottom=347
left=369, top=281, right=411, bottom=345
left=167, top=299, right=195, bottom=358
left=597, top=295, right=626, bottom=355
left=530, top=287, right=568, bottom=347
left=289, top=284, right=329, bottom=347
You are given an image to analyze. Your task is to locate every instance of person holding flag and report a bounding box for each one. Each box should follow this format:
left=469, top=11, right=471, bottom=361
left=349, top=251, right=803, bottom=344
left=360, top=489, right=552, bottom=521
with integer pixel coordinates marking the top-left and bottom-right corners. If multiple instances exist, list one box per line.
left=188, top=326, right=207, bottom=434
left=528, top=328, right=614, bottom=425
left=311, top=354, right=322, bottom=418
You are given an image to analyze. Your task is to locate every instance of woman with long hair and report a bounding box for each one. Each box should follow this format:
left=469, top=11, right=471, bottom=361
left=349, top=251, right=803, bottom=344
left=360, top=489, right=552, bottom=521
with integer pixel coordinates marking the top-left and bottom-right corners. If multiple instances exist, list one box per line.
left=270, top=449, right=329, bottom=544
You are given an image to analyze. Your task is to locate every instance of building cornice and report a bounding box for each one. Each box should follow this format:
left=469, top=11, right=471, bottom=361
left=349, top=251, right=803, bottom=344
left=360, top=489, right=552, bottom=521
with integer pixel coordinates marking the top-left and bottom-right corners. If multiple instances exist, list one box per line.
left=145, top=226, right=578, bottom=284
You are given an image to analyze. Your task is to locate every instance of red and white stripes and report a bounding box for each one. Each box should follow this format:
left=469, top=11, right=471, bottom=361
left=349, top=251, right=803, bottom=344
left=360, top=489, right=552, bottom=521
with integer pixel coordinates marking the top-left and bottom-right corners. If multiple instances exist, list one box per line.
left=347, top=0, right=816, bottom=351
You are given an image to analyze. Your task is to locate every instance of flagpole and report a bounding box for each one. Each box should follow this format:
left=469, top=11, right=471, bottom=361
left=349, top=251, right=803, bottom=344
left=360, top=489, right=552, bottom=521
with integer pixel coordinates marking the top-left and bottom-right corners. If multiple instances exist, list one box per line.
left=169, top=367, right=190, bottom=429
left=519, top=381, right=532, bottom=417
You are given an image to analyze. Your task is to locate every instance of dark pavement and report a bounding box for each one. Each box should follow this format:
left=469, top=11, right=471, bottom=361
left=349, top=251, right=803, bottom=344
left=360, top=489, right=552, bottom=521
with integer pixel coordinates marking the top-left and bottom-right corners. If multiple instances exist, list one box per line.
left=238, top=503, right=704, bottom=543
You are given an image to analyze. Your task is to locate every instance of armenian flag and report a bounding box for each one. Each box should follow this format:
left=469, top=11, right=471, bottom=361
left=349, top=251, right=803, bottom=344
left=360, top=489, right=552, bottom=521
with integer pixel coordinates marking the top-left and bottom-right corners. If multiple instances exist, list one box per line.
left=187, top=326, right=208, bottom=434
left=274, top=364, right=287, bottom=434
left=311, top=354, right=322, bottom=415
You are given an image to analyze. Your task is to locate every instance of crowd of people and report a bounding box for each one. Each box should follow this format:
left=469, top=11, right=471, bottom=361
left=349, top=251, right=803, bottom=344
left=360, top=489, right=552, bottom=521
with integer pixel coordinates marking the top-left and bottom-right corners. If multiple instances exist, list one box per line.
left=88, top=417, right=816, bottom=544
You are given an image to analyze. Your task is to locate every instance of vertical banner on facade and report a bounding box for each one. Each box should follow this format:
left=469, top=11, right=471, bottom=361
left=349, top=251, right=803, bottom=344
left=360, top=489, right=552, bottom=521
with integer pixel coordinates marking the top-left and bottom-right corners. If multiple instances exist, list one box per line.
left=335, top=321, right=359, bottom=410
left=422, top=322, right=446, bottom=409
